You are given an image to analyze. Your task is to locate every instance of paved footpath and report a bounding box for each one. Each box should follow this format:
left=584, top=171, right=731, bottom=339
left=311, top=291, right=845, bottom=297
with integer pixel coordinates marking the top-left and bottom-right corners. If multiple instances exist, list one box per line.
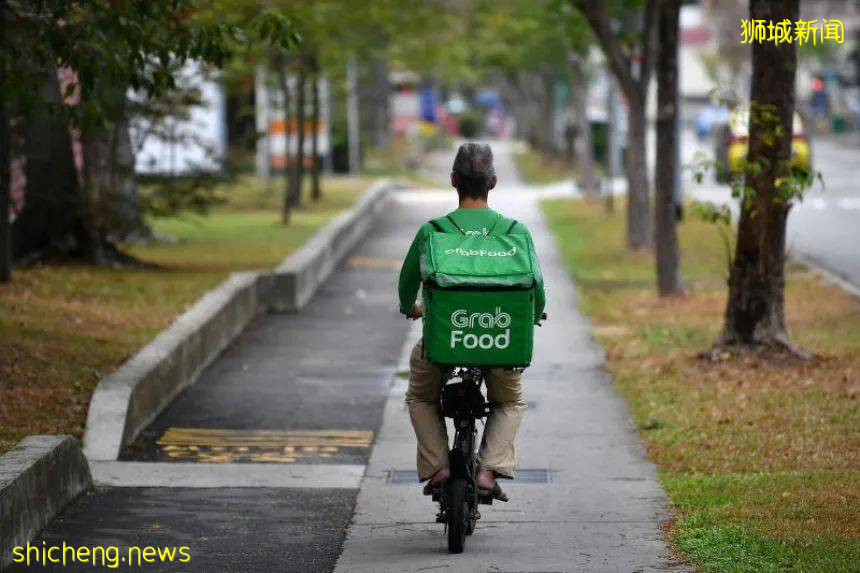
left=20, top=142, right=685, bottom=572
left=334, top=142, right=685, bottom=572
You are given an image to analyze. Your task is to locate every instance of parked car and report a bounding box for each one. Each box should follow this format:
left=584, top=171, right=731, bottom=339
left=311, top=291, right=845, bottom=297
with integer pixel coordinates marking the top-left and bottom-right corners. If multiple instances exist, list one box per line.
left=714, top=107, right=811, bottom=180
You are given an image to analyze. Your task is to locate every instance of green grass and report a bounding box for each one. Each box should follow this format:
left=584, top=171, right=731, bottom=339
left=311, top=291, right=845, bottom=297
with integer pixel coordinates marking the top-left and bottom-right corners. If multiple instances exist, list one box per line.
left=541, top=198, right=860, bottom=572
left=666, top=472, right=859, bottom=572
left=0, top=175, right=372, bottom=453
left=131, top=175, right=365, bottom=271
left=512, top=145, right=579, bottom=185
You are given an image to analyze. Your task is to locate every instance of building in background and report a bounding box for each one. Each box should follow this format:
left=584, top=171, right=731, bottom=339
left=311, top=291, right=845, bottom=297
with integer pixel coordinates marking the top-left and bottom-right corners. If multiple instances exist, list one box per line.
left=131, top=61, right=228, bottom=175
left=254, top=66, right=331, bottom=181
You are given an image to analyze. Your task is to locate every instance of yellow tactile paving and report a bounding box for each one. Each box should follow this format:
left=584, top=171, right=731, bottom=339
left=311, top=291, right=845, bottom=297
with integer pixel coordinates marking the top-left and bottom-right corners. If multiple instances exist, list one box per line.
left=155, top=427, right=374, bottom=463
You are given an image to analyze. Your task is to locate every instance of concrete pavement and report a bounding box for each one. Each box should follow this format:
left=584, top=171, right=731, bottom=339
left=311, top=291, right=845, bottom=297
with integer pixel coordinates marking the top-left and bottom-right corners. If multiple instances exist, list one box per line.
left=335, top=141, right=686, bottom=572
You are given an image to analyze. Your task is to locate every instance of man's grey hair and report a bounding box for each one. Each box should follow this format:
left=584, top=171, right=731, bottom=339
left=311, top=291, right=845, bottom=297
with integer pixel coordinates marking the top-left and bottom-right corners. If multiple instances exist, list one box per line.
left=452, top=142, right=495, bottom=181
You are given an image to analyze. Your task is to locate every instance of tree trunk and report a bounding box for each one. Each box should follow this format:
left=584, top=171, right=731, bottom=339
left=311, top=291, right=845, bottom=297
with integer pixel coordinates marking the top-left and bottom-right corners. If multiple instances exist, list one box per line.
left=569, top=54, right=598, bottom=197
left=276, top=56, right=292, bottom=224
left=542, top=72, right=556, bottom=156
left=655, top=0, right=683, bottom=296
left=0, top=0, right=9, bottom=282
left=0, top=103, right=8, bottom=282
left=576, top=0, right=657, bottom=250
left=289, top=55, right=306, bottom=207
left=81, top=90, right=147, bottom=257
left=367, top=56, right=390, bottom=148
left=716, top=0, right=802, bottom=353
left=625, top=101, right=652, bottom=249
left=12, top=69, right=91, bottom=260
left=310, top=52, right=321, bottom=202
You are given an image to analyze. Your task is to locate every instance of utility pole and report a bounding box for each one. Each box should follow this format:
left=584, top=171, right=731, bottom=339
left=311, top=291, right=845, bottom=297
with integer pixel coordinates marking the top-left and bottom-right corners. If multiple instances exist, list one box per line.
left=347, top=54, right=360, bottom=176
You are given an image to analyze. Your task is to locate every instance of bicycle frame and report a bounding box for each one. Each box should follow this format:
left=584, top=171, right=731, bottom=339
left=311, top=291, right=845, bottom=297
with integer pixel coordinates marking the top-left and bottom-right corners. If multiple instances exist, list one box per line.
left=435, top=367, right=492, bottom=552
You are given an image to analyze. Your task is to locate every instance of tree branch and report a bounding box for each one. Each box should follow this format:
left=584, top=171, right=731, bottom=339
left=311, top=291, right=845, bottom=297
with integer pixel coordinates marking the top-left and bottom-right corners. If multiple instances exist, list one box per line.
left=574, top=0, right=639, bottom=103
left=638, top=0, right=661, bottom=95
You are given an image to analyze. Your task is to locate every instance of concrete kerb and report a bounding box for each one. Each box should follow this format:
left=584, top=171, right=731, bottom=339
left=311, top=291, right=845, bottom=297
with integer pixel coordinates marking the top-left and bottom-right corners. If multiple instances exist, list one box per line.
left=0, top=436, right=92, bottom=569
left=82, top=271, right=260, bottom=461
left=81, top=177, right=396, bottom=462
left=267, top=177, right=395, bottom=312
left=793, top=252, right=860, bottom=299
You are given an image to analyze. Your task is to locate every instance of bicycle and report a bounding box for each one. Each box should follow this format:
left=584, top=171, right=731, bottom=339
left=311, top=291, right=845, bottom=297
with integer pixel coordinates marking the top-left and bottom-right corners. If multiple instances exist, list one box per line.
left=428, top=365, right=494, bottom=554
left=410, top=304, right=546, bottom=554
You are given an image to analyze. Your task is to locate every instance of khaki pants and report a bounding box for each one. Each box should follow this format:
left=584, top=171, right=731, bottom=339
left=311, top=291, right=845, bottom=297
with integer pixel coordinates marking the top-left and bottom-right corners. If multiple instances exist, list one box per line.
left=406, top=340, right=526, bottom=481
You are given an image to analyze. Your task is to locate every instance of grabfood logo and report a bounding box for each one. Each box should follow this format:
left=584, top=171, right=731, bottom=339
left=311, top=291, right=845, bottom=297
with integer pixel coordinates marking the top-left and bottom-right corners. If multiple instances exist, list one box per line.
left=444, top=247, right=517, bottom=257
left=450, top=307, right=510, bottom=350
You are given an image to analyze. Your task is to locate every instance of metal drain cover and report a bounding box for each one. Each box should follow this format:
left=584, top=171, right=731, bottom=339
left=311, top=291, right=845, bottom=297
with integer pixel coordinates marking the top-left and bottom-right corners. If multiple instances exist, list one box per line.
left=387, top=469, right=550, bottom=484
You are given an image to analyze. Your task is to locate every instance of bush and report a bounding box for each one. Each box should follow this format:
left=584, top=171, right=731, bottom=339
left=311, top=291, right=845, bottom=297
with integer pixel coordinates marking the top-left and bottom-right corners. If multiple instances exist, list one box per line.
left=459, top=110, right=483, bottom=138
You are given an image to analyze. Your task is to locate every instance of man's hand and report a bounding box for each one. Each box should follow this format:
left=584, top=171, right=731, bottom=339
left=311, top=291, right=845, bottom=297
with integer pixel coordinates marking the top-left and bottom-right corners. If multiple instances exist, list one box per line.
left=406, top=303, right=423, bottom=320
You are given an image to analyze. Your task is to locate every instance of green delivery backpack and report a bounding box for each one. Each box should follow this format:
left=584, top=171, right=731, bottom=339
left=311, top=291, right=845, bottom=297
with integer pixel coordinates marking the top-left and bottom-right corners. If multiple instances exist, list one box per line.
left=420, top=214, right=537, bottom=367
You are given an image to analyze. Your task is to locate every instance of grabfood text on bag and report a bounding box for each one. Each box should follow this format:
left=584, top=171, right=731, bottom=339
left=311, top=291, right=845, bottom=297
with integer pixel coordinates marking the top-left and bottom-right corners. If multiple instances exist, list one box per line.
left=449, top=307, right=511, bottom=350
left=444, top=247, right=518, bottom=257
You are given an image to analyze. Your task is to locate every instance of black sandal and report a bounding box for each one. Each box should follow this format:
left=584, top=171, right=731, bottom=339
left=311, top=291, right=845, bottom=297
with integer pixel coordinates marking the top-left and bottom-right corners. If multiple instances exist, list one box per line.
left=478, top=483, right=509, bottom=502
left=422, top=477, right=447, bottom=496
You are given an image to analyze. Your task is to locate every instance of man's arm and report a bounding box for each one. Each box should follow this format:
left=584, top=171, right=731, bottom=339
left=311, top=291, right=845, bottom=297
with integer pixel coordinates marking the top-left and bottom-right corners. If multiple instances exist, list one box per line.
left=398, top=225, right=427, bottom=315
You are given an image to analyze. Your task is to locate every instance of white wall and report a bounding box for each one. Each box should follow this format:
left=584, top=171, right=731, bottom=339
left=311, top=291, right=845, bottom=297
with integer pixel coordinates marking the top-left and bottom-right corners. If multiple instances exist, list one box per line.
left=131, top=61, right=227, bottom=175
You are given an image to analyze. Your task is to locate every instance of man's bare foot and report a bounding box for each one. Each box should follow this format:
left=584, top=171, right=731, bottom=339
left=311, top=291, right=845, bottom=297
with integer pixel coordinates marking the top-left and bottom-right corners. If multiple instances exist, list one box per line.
left=475, top=469, right=497, bottom=490
left=429, top=466, right=450, bottom=486
left=476, top=469, right=508, bottom=501
left=422, top=467, right=450, bottom=495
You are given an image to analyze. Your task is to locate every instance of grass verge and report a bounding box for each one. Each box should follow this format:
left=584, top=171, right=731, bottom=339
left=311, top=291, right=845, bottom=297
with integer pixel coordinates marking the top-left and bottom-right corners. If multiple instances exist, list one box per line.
left=541, top=198, right=859, bottom=572
left=513, top=145, right=579, bottom=185
left=0, top=175, right=372, bottom=453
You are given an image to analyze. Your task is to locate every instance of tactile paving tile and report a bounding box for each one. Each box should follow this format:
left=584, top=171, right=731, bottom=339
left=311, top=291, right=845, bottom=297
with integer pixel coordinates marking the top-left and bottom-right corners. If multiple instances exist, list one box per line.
left=156, top=427, right=373, bottom=463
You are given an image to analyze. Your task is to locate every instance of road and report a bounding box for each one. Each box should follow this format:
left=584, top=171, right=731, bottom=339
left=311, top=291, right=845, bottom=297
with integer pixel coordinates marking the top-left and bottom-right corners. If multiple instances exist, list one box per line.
left=680, top=129, right=860, bottom=292
left=16, top=142, right=686, bottom=572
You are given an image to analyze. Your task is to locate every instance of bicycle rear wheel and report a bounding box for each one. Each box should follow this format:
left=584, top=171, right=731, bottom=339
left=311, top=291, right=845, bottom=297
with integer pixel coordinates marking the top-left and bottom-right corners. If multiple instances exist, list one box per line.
left=446, top=478, right=468, bottom=553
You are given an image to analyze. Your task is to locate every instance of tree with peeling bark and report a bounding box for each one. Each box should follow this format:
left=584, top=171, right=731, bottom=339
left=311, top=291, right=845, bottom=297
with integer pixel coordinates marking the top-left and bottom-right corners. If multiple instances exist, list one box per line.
left=714, top=0, right=807, bottom=356
left=0, top=2, right=8, bottom=283
left=573, top=0, right=659, bottom=249
left=0, top=2, right=297, bottom=281
left=654, top=0, right=683, bottom=296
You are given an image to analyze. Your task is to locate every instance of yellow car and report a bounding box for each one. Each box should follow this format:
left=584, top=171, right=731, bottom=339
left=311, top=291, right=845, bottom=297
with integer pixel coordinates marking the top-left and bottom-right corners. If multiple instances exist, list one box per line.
left=716, top=108, right=811, bottom=177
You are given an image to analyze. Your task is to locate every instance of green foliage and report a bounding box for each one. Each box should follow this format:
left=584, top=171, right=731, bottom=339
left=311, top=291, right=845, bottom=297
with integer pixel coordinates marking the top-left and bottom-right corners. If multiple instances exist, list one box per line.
left=251, top=11, right=302, bottom=51
left=512, top=146, right=579, bottom=185
left=458, top=110, right=483, bottom=138
left=139, top=174, right=227, bottom=219
left=689, top=200, right=734, bottom=276
left=689, top=106, right=822, bottom=216
left=1, top=1, right=299, bottom=127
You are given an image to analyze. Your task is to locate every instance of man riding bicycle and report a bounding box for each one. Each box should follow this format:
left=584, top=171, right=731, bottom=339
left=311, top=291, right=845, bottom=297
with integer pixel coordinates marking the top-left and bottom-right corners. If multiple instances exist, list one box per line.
left=398, top=143, right=546, bottom=502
